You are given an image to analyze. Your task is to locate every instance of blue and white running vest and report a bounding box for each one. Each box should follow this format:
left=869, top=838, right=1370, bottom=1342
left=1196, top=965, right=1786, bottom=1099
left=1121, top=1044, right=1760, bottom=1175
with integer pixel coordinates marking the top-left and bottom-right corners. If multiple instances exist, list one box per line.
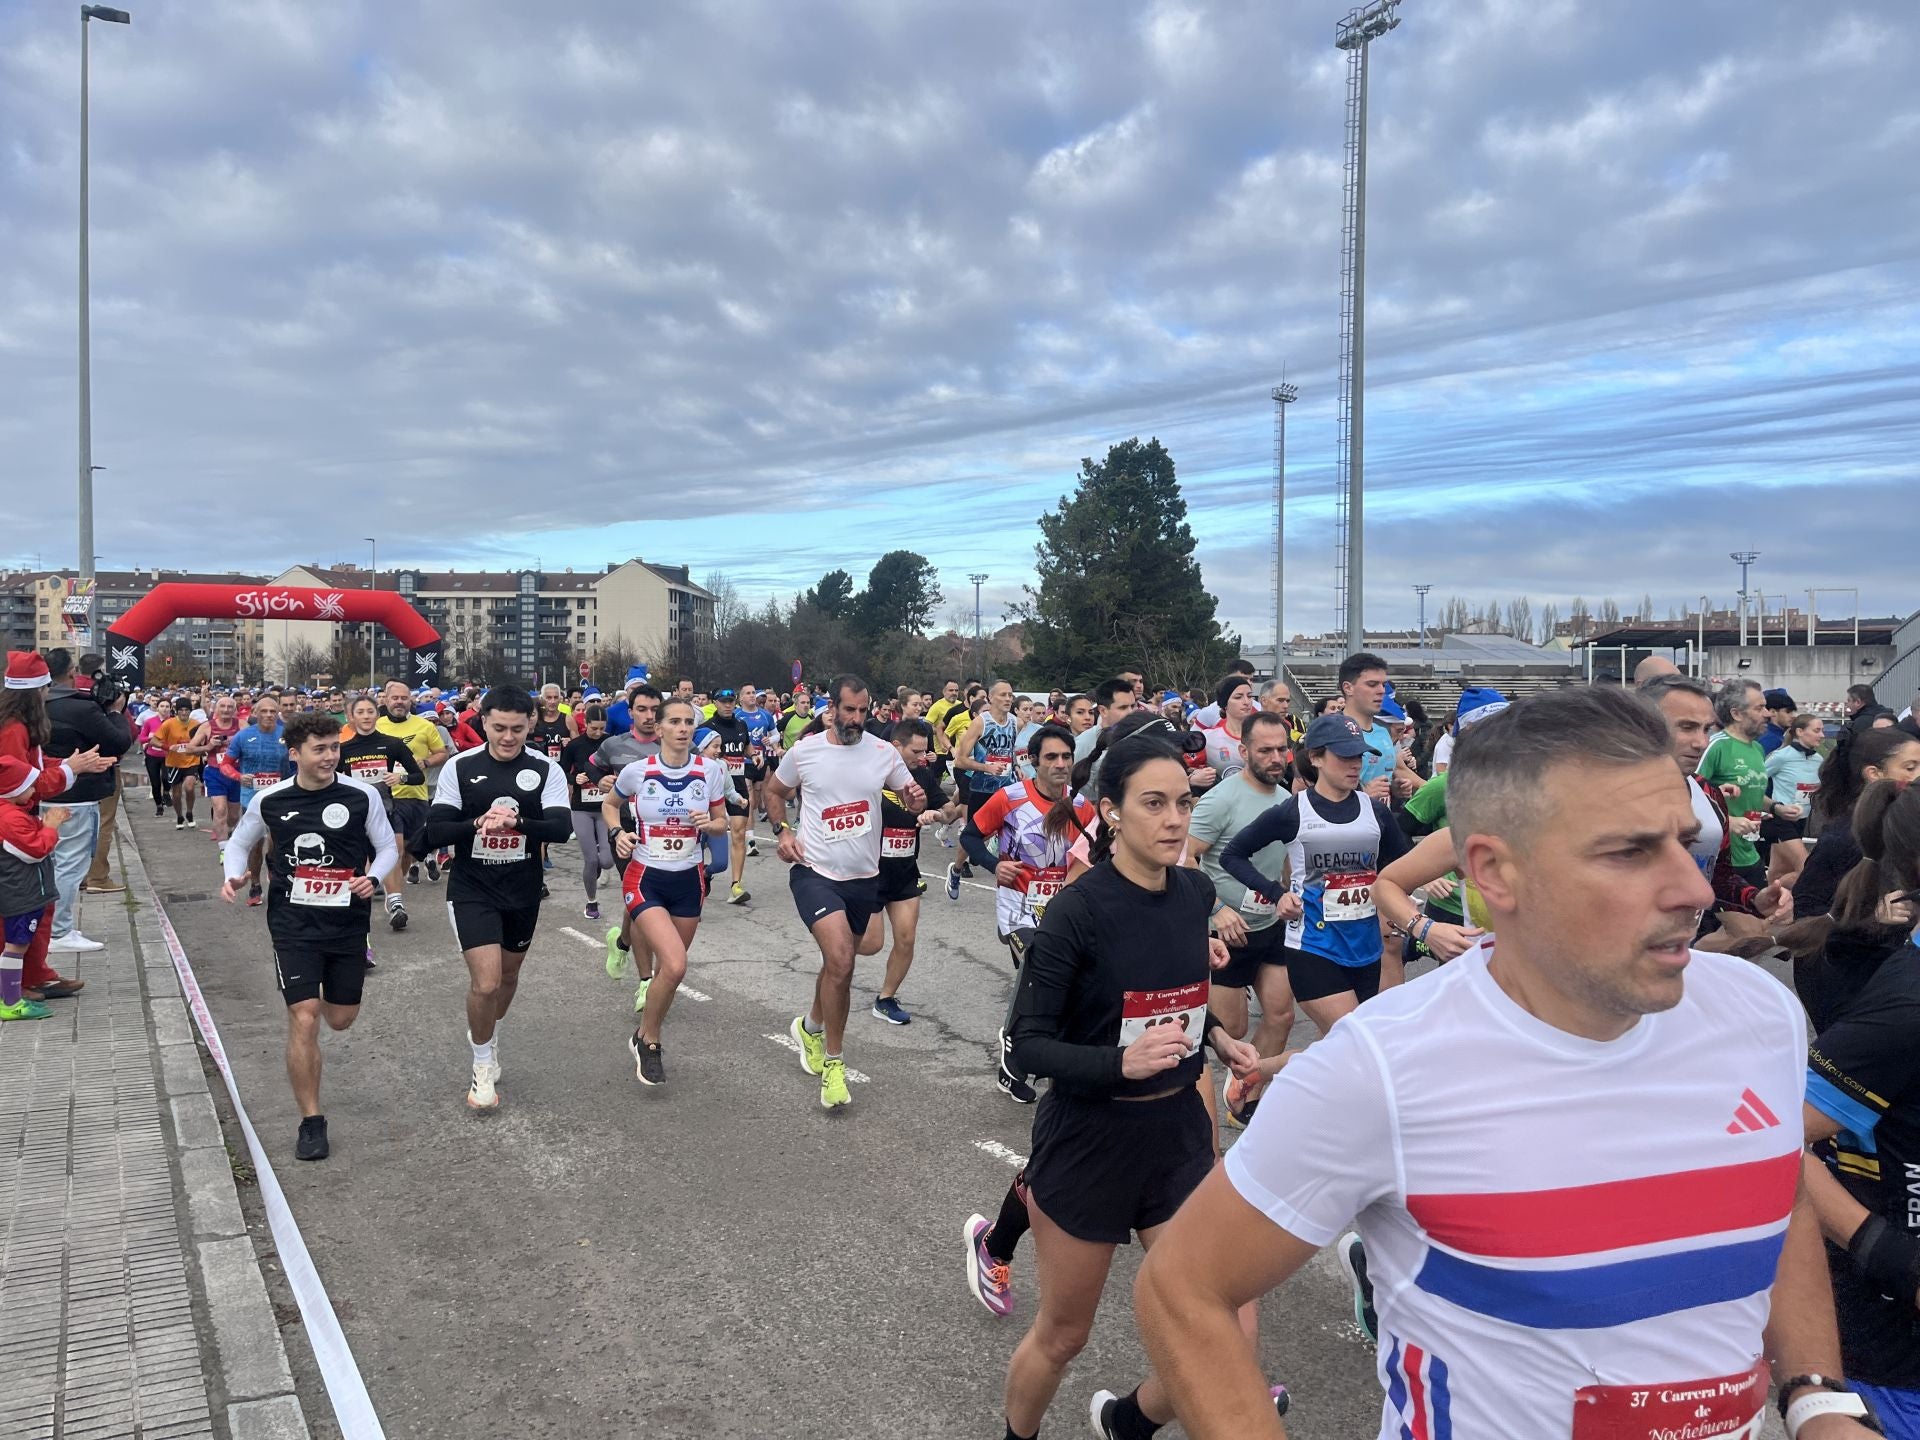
left=1285, top=790, right=1384, bottom=967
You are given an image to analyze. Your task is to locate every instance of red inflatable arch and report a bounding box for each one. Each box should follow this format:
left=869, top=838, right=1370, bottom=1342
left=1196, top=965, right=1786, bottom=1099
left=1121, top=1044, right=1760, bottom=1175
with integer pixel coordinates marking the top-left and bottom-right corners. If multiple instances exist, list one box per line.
left=104, top=582, right=443, bottom=688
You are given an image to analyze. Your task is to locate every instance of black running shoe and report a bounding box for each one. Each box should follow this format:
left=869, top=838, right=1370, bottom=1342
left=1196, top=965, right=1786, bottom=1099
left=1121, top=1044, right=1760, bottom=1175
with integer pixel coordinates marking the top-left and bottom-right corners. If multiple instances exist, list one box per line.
left=425, top=856, right=440, bottom=881
left=407, top=862, right=421, bottom=885
left=629, top=1031, right=665, bottom=1086
left=388, top=901, right=408, bottom=933
left=295, top=1115, right=329, bottom=1161
left=996, top=1060, right=1037, bottom=1105
left=1089, top=1390, right=1120, bottom=1439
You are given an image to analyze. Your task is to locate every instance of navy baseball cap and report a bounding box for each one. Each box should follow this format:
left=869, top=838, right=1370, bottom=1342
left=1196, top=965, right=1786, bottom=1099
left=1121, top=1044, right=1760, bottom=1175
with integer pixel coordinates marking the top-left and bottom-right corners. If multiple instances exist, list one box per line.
left=1763, top=688, right=1796, bottom=710
left=1303, top=713, right=1369, bottom=757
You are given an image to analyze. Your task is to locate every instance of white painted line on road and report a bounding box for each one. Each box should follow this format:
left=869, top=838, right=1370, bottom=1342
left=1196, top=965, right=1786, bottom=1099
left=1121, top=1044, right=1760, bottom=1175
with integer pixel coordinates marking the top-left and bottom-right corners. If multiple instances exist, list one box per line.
left=763, top=1033, right=870, bottom=1082
left=558, top=926, right=709, bottom=1001
left=973, top=1139, right=1028, bottom=1168
left=152, top=908, right=387, bottom=1437
left=915, top=864, right=1000, bottom=895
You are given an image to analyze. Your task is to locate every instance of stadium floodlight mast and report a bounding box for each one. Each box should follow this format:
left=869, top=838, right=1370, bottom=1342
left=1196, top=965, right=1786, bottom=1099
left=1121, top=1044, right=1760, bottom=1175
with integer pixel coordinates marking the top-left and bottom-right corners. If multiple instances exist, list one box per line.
left=1730, top=550, right=1760, bottom=646
left=78, top=4, right=131, bottom=648
left=1270, top=382, right=1298, bottom=664
left=1333, top=0, right=1401, bottom=654
left=1412, top=583, right=1432, bottom=649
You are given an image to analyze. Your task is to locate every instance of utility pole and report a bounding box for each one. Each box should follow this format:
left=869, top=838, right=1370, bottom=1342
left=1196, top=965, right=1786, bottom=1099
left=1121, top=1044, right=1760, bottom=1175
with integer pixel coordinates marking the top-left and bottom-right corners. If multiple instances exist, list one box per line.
left=1333, top=0, right=1401, bottom=654
left=1730, top=550, right=1759, bottom=646
left=1413, top=584, right=1432, bottom=649
left=1270, top=382, right=1298, bottom=669
left=969, top=573, right=988, bottom=682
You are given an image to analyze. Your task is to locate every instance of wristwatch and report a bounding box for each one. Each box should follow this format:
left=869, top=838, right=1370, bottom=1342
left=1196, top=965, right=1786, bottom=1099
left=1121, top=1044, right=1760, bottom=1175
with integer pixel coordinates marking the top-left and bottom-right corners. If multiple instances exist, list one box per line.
left=1778, top=1376, right=1882, bottom=1436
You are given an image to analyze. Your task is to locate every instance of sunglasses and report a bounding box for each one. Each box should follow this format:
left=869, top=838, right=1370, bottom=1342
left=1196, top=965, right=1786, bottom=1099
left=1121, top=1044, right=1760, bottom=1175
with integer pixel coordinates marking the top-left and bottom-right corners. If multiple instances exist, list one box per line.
left=715, top=689, right=736, bottom=700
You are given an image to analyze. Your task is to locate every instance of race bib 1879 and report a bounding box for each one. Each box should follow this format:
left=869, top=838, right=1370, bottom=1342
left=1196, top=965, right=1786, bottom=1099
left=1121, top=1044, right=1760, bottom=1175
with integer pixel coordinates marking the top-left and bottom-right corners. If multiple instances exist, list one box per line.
left=1116, top=980, right=1208, bottom=1052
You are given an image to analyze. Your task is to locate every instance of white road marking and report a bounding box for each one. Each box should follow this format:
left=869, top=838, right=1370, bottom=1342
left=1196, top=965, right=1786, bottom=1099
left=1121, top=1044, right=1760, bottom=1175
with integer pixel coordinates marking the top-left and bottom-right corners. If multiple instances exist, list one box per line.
left=763, top=1033, right=870, bottom=1082
left=742, top=816, right=997, bottom=893
left=973, top=1139, right=1027, bottom=1168
left=558, top=925, right=709, bottom=1001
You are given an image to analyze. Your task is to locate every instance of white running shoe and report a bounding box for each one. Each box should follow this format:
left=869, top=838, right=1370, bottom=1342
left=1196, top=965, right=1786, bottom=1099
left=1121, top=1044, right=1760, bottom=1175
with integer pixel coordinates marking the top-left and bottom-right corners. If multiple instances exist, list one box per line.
left=467, top=1031, right=501, bottom=1079
left=466, top=1060, right=501, bottom=1110
left=48, top=933, right=105, bottom=953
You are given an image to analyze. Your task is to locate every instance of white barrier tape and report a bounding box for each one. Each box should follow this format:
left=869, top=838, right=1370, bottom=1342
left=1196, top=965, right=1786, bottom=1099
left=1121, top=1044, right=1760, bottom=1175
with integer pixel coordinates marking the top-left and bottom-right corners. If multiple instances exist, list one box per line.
left=152, top=905, right=386, bottom=1439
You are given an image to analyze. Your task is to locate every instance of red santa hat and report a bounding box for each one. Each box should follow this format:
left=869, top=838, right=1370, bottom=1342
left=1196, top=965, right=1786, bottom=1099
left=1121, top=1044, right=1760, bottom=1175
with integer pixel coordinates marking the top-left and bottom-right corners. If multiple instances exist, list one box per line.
left=0, top=755, right=41, bottom=800
left=5, top=652, right=51, bottom=690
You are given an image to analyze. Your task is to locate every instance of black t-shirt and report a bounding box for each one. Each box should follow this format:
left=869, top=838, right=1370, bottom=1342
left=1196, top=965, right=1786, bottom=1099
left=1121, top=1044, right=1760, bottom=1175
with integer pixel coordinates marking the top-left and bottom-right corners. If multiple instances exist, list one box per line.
left=879, top=763, right=945, bottom=880
left=1011, top=862, right=1217, bottom=1100
left=231, top=776, right=393, bottom=947
left=1808, top=943, right=1920, bottom=1387
left=706, top=713, right=753, bottom=790
left=559, top=734, right=607, bottom=812
left=1794, top=818, right=1862, bottom=922
left=527, top=716, right=572, bottom=766
left=423, top=748, right=573, bottom=910
left=337, top=732, right=422, bottom=811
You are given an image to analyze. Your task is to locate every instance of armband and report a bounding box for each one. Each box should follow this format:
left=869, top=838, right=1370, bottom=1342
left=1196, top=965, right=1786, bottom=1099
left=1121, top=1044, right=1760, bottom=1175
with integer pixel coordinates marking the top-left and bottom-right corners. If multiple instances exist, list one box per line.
left=1849, top=1213, right=1920, bottom=1299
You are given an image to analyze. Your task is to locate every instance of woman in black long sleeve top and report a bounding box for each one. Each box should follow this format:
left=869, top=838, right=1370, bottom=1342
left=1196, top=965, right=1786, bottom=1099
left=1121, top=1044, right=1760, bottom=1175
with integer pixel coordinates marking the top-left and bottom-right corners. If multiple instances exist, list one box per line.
left=999, top=737, right=1258, bottom=1440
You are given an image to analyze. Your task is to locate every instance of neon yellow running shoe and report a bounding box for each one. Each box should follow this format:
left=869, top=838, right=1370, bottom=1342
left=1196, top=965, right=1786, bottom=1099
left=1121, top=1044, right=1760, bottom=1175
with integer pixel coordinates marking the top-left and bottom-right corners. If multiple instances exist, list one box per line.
left=789, top=1014, right=824, bottom=1076
left=0, top=998, right=52, bottom=1022
left=819, top=1057, right=850, bottom=1110
left=633, top=977, right=650, bottom=1014
left=604, top=926, right=629, bottom=981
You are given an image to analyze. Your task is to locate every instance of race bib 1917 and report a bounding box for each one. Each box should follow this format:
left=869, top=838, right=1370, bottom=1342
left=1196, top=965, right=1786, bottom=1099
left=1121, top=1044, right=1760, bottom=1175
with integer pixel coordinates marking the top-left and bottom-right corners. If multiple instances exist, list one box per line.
left=289, top=865, right=352, bottom=907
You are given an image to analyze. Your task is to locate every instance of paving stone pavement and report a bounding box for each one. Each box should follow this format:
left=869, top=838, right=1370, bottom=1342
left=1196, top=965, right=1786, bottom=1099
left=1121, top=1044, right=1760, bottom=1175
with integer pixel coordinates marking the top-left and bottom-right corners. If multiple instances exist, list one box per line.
left=0, top=793, right=311, bottom=1440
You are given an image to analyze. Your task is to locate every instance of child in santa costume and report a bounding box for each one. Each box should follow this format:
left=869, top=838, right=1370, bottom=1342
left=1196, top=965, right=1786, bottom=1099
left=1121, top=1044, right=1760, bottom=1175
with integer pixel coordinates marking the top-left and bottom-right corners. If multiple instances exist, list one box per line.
left=0, top=756, right=63, bottom=1021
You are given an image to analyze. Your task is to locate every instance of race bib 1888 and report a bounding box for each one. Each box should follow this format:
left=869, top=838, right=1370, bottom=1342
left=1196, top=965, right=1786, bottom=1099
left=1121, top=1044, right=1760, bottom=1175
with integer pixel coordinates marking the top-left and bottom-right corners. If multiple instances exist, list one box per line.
left=473, top=831, right=527, bottom=864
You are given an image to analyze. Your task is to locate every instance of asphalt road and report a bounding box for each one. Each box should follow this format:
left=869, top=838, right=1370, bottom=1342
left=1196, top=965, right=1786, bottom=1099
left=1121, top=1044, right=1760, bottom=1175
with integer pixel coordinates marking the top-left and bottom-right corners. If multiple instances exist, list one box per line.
left=136, top=804, right=1391, bottom=1439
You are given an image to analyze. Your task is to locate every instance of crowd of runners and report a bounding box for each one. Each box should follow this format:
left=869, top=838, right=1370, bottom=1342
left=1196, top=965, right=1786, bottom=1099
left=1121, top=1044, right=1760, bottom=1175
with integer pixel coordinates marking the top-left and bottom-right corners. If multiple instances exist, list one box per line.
left=3, top=645, right=1918, bottom=1437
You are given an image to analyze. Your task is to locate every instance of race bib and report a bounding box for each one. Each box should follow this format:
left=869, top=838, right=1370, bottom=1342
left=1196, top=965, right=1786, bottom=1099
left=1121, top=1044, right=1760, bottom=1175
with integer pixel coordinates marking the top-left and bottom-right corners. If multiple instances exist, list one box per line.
left=346, top=756, right=388, bottom=779
left=644, top=821, right=697, bottom=861
left=821, top=800, right=871, bottom=838
left=473, top=831, right=527, bottom=864
left=246, top=772, right=280, bottom=792
left=1795, top=782, right=1819, bottom=795
left=881, top=827, right=918, bottom=858
left=1241, top=891, right=1277, bottom=919
left=1026, top=866, right=1068, bottom=914
left=289, top=865, right=352, bottom=908
left=1572, top=1360, right=1768, bottom=1440
left=725, top=755, right=746, bottom=775
left=581, top=783, right=610, bottom=803
left=1117, top=979, right=1209, bottom=1051
left=1323, top=870, right=1376, bottom=922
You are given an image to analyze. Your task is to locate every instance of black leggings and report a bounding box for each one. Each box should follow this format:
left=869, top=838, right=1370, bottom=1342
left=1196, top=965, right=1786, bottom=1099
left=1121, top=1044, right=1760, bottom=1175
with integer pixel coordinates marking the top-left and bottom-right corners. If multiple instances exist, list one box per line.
left=144, top=753, right=167, bottom=805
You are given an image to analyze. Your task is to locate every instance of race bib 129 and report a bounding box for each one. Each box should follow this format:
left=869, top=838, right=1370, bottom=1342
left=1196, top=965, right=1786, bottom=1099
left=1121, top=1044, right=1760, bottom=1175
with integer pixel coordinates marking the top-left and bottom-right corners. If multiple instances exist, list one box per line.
left=1116, top=979, right=1209, bottom=1051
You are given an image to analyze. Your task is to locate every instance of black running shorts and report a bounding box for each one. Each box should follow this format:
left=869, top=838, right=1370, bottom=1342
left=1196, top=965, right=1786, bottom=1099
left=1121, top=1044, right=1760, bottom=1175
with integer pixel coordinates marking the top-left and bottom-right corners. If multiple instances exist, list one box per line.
left=1211, top=919, right=1288, bottom=990
left=274, top=944, right=367, bottom=1008
left=1284, top=944, right=1381, bottom=1004
left=1027, top=1086, right=1213, bottom=1245
left=876, top=859, right=924, bottom=906
left=448, top=900, right=540, bottom=954
left=789, top=865, right=880, bottom=937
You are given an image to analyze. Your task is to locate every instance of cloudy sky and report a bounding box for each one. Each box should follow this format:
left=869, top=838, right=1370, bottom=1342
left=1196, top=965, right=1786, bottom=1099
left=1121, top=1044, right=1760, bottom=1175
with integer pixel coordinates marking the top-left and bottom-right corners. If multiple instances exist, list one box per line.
left=3, top=0, right=1916, bottom=645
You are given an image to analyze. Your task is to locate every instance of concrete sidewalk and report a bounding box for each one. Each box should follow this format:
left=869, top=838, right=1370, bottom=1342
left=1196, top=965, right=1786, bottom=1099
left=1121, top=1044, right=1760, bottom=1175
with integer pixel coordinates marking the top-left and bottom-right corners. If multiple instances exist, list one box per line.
left=0, top=799, right=311, bottom=1440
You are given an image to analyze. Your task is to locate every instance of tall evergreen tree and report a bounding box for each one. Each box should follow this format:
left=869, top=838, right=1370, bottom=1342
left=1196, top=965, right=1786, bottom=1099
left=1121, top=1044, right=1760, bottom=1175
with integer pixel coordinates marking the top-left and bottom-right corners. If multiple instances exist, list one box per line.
left=1016, top=438, right=1235, bottom=690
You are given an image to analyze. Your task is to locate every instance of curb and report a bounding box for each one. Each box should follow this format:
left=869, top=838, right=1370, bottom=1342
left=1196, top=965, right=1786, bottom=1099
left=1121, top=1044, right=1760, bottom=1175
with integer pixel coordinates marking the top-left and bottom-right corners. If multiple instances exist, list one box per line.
left=115, top=804, right=313, bottom=1439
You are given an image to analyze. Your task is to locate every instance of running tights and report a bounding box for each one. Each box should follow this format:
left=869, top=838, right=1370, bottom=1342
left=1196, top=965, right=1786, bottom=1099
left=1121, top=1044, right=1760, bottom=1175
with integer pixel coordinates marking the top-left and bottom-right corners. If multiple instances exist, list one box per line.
left=570, top=812, right=616, bottom=900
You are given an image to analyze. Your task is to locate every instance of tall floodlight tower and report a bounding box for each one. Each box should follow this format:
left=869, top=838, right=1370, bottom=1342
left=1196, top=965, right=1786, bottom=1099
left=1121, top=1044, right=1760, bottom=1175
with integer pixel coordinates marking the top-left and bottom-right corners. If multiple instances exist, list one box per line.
left=1270, top=382, right=1298, bottom=663
left=1334, top=0, right=1401, bottom=653
left=1730, top=550, right=1759, bottom=646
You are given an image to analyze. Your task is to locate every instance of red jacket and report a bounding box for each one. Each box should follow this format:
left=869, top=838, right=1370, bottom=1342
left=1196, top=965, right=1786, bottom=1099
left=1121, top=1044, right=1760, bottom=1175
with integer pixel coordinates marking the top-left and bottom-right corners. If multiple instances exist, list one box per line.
left=0, top=721, right=74, bottom=813
left=0, top=803, right=59, bottom=865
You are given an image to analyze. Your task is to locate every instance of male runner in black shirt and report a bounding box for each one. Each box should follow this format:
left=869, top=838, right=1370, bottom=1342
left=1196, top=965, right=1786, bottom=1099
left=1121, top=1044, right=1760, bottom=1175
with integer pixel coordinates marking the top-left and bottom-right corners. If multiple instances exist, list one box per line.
left=221, top=710, right=398, bottom=1161
left=423, top=687, right=572, bottom=1111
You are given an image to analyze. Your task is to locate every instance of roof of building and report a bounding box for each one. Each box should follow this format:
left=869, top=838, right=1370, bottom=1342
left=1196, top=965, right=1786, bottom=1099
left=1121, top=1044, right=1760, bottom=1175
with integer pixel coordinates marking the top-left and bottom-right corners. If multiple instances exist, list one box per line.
left=1581, top=619, right=1904, bottom=648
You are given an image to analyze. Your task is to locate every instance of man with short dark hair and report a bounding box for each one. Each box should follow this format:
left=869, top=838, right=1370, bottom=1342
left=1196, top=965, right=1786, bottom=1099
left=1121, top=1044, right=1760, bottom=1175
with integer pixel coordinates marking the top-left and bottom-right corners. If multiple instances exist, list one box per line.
left=1073, top=677, right=1139, bottom=761
left=1139, top=686, right=1871, bottom=1440
left=43, top=648, right=132, bottom=953
left=221, top=709, right=397, bottom=1160
left=1338, top=651, right=1416, bottom=803
left=1844, top=683, right=1878, bottom=720
left=1760, top=688, right=1798, bottom=755
left=766, top=674, right=925, bottom=1109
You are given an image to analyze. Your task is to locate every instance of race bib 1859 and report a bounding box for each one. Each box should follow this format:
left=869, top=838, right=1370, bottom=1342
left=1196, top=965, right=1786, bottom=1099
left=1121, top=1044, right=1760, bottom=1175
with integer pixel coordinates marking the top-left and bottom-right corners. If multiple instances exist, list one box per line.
left=880, top=827, right=917, bottom=858
left=1116, top=980, right=1209, bottom=1051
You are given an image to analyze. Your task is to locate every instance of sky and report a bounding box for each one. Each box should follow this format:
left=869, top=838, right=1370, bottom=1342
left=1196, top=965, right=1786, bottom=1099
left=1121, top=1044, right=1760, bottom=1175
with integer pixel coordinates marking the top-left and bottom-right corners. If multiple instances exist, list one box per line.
left=2, top=0, right=1916, bottom=647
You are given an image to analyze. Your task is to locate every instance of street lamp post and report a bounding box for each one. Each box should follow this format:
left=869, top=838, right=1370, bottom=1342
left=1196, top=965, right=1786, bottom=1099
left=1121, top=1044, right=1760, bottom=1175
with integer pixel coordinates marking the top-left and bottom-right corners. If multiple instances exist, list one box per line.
left=364, top=537, right=377, bottom=684
left=969, top=573, right=988, bottom=682
left=78, top=4, right=130, bottom=647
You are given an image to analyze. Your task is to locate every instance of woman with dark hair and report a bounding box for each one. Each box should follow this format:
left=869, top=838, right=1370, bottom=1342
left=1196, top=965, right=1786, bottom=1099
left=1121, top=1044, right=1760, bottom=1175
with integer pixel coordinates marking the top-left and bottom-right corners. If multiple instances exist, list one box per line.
left=994, top=732, right=1260, bottom=1440
left=1796, top=727, right=1920, bottom=922
left=1798, top=779, right=1920, bottom=1430
left=0, top=653, right=113, bottom=1004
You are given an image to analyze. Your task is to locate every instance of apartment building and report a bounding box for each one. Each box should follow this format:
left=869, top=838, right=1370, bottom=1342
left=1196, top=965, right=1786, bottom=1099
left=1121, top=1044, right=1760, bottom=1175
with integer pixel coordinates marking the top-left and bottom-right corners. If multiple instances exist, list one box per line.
left=0, top=568, right=269, bottom=680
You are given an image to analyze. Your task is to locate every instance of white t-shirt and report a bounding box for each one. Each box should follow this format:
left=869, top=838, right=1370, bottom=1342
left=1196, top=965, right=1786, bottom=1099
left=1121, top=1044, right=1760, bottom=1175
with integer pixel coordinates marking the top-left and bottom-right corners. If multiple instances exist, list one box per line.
left=1226, top=940, right=1804, bottom=1440
left=1432, top=731, right=1454, bottom=770
left=774, top=731, right=914, bottom=882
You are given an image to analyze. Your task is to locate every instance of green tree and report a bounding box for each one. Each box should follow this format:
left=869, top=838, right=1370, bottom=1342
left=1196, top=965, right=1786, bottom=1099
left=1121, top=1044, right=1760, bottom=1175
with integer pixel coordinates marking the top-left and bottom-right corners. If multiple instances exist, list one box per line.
left=1015, top=438, right=1234, bottom=690
left=803, top=569, right=855, bottom=621
left=854, top=551, right=940, bottom=638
